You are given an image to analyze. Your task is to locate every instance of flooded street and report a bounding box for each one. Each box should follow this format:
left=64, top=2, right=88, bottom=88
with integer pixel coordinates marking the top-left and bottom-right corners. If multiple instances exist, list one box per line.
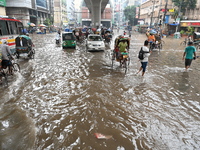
left=0, top=31, right=200, bottom=150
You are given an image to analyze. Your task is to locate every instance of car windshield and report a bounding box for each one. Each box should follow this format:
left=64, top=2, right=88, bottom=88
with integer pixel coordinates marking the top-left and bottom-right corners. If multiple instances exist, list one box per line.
left=62, top=33, right=75, bottom=40
left=89, top=36, right=102, bottom=41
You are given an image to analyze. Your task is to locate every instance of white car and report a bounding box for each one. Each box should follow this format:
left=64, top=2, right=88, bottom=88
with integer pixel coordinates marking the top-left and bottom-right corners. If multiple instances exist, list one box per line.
left=86, top=34, right=105, bottom=51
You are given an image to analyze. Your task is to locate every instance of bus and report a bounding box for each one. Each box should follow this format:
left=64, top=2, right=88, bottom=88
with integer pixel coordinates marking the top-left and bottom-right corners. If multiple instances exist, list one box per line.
left=0, top=16, right=24, bottom=52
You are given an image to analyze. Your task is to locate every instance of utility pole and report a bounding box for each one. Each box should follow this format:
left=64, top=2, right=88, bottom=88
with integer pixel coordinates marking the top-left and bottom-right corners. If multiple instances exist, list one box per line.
left=157, top=0, right=162, bottom=26
left=150, top=0, right=156, bottom=28
left=163, top=0, right=168, bottom=29
left=175, top=0, right=183, bottom=32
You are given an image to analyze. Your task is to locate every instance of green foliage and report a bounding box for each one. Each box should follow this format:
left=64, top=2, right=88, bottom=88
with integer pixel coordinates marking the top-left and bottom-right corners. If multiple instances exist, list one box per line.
left=187, top=26, right=194, bottom=32
left=187, top=26, right=194, bottom=35
left=43, top=17, right=53, bottom=26
left=180, top=30, right=185, bottom=34
left=172, top=0, right=197, bottom=15
left=124, top=5, right=136, bottom=26
left=171, top=9, right=179, bottom=19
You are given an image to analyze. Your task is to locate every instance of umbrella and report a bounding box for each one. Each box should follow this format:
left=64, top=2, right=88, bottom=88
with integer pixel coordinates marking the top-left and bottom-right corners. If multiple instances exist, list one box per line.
left=65, top=28, right=72, bottom=32
left=149, top=29, right=157, bottom=34
left=39, top=24, right=46, bottom=27
left=51, top=25, right=57, bottom=27
left=27, top=23, right=36, bottom=27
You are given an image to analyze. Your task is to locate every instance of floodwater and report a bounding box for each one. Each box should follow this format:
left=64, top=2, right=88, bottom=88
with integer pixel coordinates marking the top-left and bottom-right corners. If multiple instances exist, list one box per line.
left=0, top=31, right=200, bottom=150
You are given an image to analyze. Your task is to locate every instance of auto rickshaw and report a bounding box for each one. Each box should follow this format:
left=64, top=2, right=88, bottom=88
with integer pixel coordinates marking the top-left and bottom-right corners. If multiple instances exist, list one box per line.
left=193, top=32, right=200, bottom=50
left=15, top=35, right=35, bottom=59
left=193, top=32, right=200, bottom=42
left=62, top=32, right=76, bottom=49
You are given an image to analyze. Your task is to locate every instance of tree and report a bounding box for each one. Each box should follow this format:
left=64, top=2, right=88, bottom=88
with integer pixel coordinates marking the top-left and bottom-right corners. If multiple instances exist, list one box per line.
left=43, top=17, right=54, bottom=26
left=172, top=0, right=197, bottom=16
left=124, top=5, right=136, bottom=26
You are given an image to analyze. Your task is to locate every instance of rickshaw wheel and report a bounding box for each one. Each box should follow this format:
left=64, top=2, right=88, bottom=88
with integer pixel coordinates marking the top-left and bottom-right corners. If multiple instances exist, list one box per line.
left=28, top=51, right=34, bottom=59
left=16, top=53, right=20, bottom=59
left=32, top=48, right=35, bottom=54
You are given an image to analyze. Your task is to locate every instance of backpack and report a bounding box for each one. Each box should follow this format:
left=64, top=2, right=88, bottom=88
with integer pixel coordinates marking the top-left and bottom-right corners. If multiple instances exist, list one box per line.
left=138, top=47, right=145, bottom=60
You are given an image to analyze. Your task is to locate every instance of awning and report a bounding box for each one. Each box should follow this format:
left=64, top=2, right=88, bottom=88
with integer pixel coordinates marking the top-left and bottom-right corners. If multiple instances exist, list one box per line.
left=30, top=15, right=37, bottom=18
left=169, top=23, right=179, bottom=26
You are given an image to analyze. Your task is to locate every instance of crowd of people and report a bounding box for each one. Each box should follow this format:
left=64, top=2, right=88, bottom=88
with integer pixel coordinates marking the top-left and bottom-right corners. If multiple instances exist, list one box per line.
left=137, top=28, right=197, bottom=76
left=113, top=27, right=197, bottom=76
left=69, top=26, right=114, bottom=43
left=0, top=27, right=198, bottom=84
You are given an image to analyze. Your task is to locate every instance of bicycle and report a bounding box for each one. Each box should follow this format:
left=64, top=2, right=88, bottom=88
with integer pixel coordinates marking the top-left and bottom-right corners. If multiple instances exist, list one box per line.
left=180, top=37, right=192, bottom=46
left=154, top=41, right=163, bottom=51
left=111, top=50, right=130, bottom=74
left=149, top=41, right=155, bottom=51
left=120, top=52, right=130, bottom=74
left=2, top=58, right=20, bottom=76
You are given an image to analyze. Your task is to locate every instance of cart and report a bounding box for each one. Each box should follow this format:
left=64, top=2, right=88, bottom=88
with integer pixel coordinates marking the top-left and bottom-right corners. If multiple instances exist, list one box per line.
left=15, top=35, right=35, bottom=59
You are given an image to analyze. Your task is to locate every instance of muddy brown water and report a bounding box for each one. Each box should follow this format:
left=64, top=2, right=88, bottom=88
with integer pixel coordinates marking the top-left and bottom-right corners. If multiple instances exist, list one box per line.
left=0, top=31, right=200, bottom=150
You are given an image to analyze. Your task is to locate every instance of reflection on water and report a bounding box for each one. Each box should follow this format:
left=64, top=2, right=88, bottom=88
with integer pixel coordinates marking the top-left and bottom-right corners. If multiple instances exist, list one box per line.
left=0, top=32, right=200, bottom=150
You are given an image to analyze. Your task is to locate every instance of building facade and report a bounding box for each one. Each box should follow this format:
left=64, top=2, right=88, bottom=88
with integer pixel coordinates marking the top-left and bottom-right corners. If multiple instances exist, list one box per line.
left=139, top=0, right=200, bottom=33
left=180, top=0, right=200, bottom=31
left=5, top=0, right=54, bottom=27
left=0, top=0, right=6, bottom=16
left=54, top=0, right=68, bottom=27
left=66, top=0, right=76, bottom=27
left=139, top=0, right=174, bottom=26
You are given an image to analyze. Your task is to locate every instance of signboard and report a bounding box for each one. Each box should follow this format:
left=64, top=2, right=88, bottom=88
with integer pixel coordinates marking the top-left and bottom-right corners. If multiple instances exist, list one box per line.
left=181, top=22, right=200, bottom=27
left=36, top=0, right=47, bottom=8
left=0, top=0, right=6, bottom=6
left=176, top=18, right=180, bottom=23
left=160, top=8, right=175, bottom=12
left=169, top=9, right=175, bottom=12
left=5, top=0, right=32, bottom=8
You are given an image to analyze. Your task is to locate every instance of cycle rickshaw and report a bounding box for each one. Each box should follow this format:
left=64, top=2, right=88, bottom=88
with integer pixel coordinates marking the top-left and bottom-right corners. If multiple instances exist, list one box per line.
left=193, top=32, right=200, bottom=50
left=111, top=36, right=130, bottom=73
left=15, top=35, right=35, bottom=59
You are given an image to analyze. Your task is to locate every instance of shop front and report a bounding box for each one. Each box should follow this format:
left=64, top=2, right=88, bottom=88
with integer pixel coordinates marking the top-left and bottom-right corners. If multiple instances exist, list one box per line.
left=180, top=20, right=200, bottom=32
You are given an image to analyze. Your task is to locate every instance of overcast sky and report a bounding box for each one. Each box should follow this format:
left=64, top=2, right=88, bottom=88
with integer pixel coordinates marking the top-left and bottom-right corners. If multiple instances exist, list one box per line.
left=74, top=0, right=81, bottom=9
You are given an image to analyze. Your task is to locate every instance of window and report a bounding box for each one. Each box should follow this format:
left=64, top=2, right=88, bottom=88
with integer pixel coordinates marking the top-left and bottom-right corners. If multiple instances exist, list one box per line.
left=9, top=21, right=18, bottom=34
left=89, top=36, right=102, bottom=41
left=63, top=33, right=75, bottom=40
left=0, top=20, right=9, bottom=35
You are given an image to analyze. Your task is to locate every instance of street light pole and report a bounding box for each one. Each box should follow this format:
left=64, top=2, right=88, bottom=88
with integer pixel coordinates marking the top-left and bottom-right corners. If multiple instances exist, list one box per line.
left=150, top=0, right=156, bottom=27
left=163, top=0, right=168, bottom=29
left=175, top=0, right=183, bottom=32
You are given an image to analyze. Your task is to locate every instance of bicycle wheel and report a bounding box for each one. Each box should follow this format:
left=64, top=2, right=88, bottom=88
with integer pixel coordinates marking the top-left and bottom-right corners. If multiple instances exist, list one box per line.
left=122, top=59, right=127, bottom=74
left=111, top=51, right=115, bottom=68
left=161, top=40, right=165, bottom=45
left=30, top=51, right=35, bottom=59
left=159, top=43, right=162, bottom=51
left=32, top=48, right=36, bottom=54
left=127, top=57, right=130, bottom=66
left=149, top=44, right=153, bottom=51
left=0, top=72, right=8, bottom=87
left=12, top=63, right=20, bottom=73
left=180, top=41, right=186, bottom=46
